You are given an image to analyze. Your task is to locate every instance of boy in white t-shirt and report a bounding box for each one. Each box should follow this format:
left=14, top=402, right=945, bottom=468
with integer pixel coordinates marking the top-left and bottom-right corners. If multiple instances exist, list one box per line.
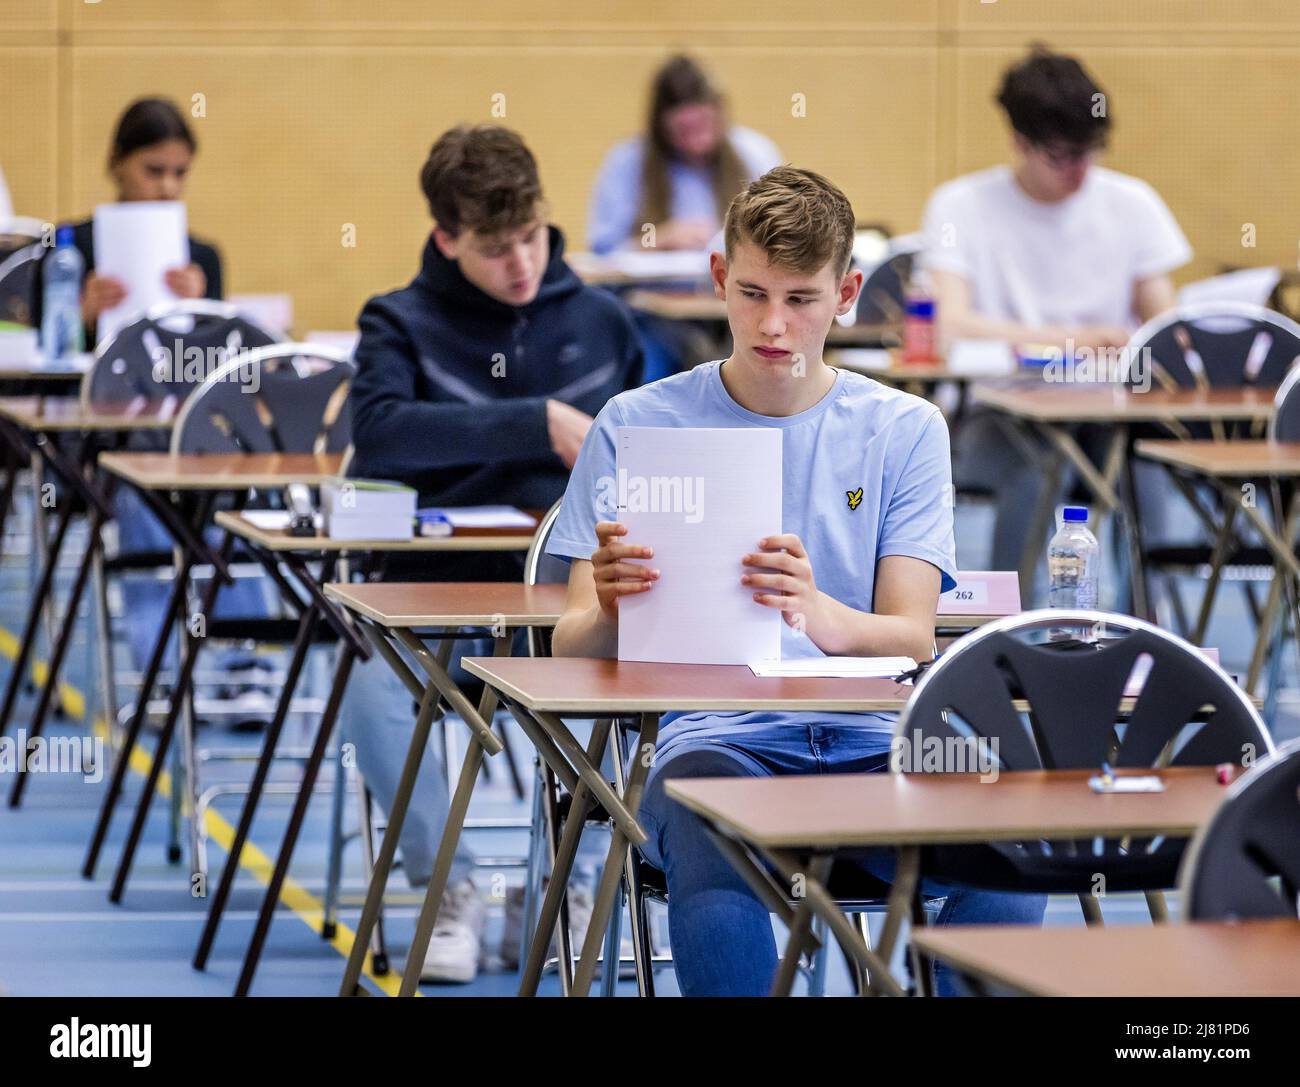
left=920, top=47, right=1192, bottom=571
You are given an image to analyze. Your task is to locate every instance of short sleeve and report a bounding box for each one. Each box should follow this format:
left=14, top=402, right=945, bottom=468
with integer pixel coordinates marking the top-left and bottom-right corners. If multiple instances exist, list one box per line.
left=546, top=397, right=624, bottom=562
left=877, top=409, right=957, bottom=593
left=918, top=182, right=971, bottom=280
left=587, top=140, right=643, bottom=256
left=1128, top=181, right=1192, bottom=280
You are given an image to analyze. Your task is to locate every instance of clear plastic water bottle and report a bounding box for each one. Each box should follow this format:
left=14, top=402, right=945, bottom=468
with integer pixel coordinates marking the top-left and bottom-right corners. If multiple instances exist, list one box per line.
left=40, top=225, right=84, bottom=364
left=1048, top=505, right=1099, bottom=611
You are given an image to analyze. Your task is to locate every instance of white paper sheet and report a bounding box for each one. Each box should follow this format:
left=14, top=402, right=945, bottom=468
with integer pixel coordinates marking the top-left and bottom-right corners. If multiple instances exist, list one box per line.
left=616, top=426, right=782, bottom=665
left=435, top=506, right=537, bottom=528
left=748, top=656, right=915, bottom=678
left=92, top=201, right=189, bottom=344
left=604, top=249, right=710, bottom=280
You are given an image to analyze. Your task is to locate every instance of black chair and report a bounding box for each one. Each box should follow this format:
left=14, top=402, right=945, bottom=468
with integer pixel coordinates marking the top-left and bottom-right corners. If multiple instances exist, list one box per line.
left=0, top=242, right=41, bottom=327
left=895, top=609, right=1272, bottom=922
left=1125, top=304, right=1300, bottom=634
left=854, top=235, right=919, bottom=327
left=1180, top=739, right=1300, bottom=920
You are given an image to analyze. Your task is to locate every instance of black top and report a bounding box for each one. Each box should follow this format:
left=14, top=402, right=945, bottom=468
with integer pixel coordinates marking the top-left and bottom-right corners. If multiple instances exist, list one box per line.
left=350, top=225, right=644, bottom=581
left=32, top=216, right=223, bottom=340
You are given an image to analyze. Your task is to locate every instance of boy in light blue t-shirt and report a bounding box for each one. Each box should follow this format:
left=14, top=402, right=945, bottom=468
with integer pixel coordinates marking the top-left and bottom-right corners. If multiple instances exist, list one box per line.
left=547, top=166, right=1046, bottom=996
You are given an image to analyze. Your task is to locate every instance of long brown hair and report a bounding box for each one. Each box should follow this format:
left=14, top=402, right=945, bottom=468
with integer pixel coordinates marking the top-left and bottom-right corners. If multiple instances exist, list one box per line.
left=637, top=55, right=748, bottom=231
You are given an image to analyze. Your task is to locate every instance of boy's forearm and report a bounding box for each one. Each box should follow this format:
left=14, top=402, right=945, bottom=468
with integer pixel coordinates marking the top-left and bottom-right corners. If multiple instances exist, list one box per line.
left=551, top=603, right=619, bottom=659
left=805, top=593, right=934, bottom=661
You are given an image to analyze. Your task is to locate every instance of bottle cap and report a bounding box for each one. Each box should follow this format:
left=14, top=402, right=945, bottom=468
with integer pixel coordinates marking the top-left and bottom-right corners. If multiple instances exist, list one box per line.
left=905, top=297, right=935, bottom=319
left=55, top=224, right=74, bottom=247
left=1063, top=505, right=1089, bottom=523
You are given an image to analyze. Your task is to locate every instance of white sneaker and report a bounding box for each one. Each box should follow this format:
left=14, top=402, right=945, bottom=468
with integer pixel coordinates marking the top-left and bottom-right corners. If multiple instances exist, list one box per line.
left=497, top=882, right=638, bottom=970
left=419, top=878, right=486, bottom=984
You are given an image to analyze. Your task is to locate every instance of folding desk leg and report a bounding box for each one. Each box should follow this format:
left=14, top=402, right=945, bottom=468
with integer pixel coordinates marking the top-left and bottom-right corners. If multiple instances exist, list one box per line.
left=1018, top=434, right=1065, bottom=601
left=571, top=711, right=659, bottom=998
left=0, top=495, right=75, bottom=738
left=235, top=643, right=358, bottom=997
left=83, top=548, right=197, bottom=879
left=109, top=535, right=234, bottom=904
left=769, top=853, right=832, bottom=998
left=518, top=715, right=613, bottom=997
left=8, top=499, right=108, bottom=806
left=338, top=648, right=448, bottom=997
left=1192, top=501, right=1239, bottom=645
left=396, top=633, right=512, bottom=997
left=193, top=600, right=320, bottom=970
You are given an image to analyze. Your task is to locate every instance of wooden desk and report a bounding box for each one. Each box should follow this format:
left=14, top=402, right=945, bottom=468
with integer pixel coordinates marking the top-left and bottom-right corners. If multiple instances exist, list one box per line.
left=99, top=450, right=343, bottom=490
left=195, top=507, right=556, bottom=997
left=324, top=583, right=564, bottom=999
left=85, top=450, right=346, bottom=907
left=0, top=397, right=181, bottom=811
left=463, top=654, right=918, bottom=999
left=914, top=917, right=1300, bottom=997
left=667, top=766, right=1231, bottom=997
left=1135, top=439, right=1300, bottom=692
left=213, top=509, right=537, bottom=553
left=972, top=385, right=1277, bottom=614
left=0, top=395, right=178, bottom=431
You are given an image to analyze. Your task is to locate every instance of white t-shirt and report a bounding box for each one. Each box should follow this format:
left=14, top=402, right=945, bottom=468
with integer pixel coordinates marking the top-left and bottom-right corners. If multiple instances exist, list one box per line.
left=919, top=165, right=1191, bottom=330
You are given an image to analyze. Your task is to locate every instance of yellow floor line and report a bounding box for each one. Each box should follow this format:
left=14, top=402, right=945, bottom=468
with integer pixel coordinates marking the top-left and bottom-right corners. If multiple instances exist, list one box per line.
left=2, top=623, right=405, bottom=996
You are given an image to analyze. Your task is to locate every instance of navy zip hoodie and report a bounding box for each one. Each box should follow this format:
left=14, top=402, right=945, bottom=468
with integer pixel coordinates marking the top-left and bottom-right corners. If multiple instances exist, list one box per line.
left=350, top=225, right=643, bottom=578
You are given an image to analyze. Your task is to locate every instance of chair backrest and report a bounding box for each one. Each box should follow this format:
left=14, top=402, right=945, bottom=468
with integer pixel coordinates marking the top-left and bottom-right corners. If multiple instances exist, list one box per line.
left=81, top=299, right=282, bottom=407
left=896, top=609, right=1272, bottom=893
left=523, top=499, right=569, bottom=657
left=0, top=242, right=41, bottom=327
left=1269, top=363, right=1300, bottom=441
left=1179, top=740, right=1300, bottom=921
left=1122, top=302, right=1300, bottom=390
left=171, top=343, right=355, bottom=454
left=855, top=235, right=921, bottom=326
left=896, top=609, right=1270, bottom=774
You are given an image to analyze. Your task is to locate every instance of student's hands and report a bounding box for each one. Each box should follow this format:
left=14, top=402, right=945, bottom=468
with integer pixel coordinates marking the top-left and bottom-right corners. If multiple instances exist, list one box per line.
left=80, top=273, right=128, bottom=323
left=742, top=534, right=828, bottom=631
left=164, top=263, right=206, bottom=299
left=1068, top=324, right=1131, bottom=351
left=546, top=399, right=593, bottom=468
left=654, top=219, right=715, bottom=251
left=591, top=520, right=658, bottom=619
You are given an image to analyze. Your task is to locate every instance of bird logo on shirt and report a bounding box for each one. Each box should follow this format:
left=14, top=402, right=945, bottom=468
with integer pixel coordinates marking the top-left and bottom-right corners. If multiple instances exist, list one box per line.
left=846, top=487, right=863, bottom=511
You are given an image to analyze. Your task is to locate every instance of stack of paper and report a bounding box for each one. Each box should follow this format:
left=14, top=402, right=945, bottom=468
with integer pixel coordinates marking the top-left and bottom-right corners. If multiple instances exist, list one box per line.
left=748, top=656, right=916, bottom=679
left=321, top=478, right=415, bottom=540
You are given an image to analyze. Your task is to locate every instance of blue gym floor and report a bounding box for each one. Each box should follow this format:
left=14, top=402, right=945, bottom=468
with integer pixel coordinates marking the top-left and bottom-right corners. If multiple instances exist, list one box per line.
left=1, top=496, right=1295, bottom=997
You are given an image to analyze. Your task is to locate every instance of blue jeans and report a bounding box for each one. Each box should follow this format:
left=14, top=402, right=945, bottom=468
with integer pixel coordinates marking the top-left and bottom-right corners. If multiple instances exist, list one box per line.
left=638, top=718, right=1048, bottom=996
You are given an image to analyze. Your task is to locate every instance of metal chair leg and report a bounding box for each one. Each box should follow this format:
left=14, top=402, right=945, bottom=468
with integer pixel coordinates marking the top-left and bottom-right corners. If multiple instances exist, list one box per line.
left=519, top=756, right=546, bottom=973
left=321, top=737, right=348, bottom=941
left=357, top=785, right=389, bottom=975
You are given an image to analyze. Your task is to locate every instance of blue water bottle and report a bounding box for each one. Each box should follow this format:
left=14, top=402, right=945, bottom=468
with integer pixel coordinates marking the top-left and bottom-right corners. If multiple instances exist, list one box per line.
left=40, top=225, right=85, bottom=364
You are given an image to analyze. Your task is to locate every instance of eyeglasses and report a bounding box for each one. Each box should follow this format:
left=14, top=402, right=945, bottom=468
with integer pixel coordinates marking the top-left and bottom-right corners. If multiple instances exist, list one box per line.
left=1035, top=142, right=1103, bottom=169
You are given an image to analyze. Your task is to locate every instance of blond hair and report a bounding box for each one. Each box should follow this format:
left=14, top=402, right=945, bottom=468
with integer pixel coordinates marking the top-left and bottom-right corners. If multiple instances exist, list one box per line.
left=724, top=165, right=855, bottom=276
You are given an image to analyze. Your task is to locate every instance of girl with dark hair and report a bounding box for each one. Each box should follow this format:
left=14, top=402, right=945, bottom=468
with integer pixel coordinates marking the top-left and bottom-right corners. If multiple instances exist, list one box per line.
left=587, top=55, right=780, bottom=255
left=35, top=96, right=223, bottom=339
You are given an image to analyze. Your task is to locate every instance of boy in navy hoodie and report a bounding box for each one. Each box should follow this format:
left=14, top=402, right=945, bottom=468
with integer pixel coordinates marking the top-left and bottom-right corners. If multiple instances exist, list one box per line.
left=342, top=125, right=643, bottom=983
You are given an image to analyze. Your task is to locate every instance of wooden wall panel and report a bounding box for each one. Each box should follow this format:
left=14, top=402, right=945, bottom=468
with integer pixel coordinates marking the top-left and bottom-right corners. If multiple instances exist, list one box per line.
left=1, top=1, right=1292, bottom=329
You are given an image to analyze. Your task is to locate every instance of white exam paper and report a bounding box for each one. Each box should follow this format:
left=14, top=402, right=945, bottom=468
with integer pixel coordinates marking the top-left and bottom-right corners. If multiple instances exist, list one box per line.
left=748, top=656, right=916, bottom=679
left=93, top=201, right=189, bottom=344
left=616, top=426, right=781, bottom=665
